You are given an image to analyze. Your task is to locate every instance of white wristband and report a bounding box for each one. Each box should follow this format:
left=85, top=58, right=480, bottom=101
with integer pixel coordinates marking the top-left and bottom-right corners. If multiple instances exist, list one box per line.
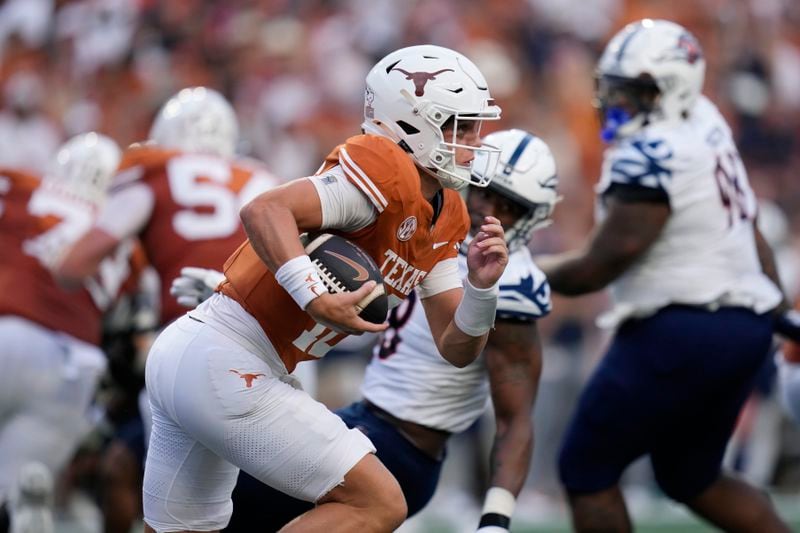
left=275, top=255, right=324, bottom=310
left=477, top=487, right=515, bottom=531
left=454, top=277, right=498, bottom=337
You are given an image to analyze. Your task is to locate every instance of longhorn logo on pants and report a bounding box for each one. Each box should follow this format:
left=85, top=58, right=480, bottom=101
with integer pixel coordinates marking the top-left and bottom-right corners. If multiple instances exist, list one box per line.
left=229, top=369, right=265, bottom=388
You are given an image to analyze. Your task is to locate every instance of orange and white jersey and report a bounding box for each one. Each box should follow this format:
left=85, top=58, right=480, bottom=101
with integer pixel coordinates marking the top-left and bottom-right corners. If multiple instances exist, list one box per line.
left=220, top=134, right=470, bottom=373
left=0, top=168, right=135, bottom=345
left=97, top=144, right=279, bottom=326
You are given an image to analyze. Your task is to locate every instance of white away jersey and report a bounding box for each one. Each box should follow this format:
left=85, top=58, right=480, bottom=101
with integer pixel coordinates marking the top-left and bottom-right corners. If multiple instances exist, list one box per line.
left=360, top=245, right=550, bottom=433
left=595, top=95, right=782, bottom=327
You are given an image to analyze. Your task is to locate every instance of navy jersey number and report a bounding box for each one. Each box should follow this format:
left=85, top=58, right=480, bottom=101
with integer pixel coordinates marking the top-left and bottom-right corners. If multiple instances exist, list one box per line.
left=377, top=291, right=417, bottom=359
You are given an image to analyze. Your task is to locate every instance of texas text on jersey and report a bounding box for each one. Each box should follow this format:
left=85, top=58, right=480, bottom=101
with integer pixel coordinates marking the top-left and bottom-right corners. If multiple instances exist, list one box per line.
left=220, top=134, right=470, bottom=373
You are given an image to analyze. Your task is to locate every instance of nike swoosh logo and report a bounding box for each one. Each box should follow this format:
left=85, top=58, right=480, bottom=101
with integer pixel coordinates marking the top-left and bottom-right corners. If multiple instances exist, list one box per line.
left=432, top=241, right=450, bottom=250
left=324, top=250, right=370, bottom=281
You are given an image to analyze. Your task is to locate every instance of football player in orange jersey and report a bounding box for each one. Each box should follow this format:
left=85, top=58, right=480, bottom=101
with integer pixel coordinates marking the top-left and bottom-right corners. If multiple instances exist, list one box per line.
left=54, top=87, right=280, bottom=328
left=138, top=45, right=508, bottom=533
left=51, top=87, right=281, bottom=533
left=170, top=129, right=561, bottom=532
left=0, top=133, right=125, bottom=533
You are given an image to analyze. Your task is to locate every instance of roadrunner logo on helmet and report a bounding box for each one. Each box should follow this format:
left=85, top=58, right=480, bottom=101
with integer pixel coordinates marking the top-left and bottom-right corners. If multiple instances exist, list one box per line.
left=595, top=19, right=706, bottom=142
left=362, top=45, right=502, bottom=190
left=471, top=129, right=561, bottom=251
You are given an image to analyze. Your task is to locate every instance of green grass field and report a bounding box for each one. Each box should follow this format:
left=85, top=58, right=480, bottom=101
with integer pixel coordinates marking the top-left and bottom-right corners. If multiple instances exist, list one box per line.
left=418, top=517, right=800, bottom=533
left=405, top=493, right=800, bottom=533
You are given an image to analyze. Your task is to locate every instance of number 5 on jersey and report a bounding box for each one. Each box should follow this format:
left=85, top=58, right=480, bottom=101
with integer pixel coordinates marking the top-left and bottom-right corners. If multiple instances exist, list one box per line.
left=168, top=155, right=275, bottom=240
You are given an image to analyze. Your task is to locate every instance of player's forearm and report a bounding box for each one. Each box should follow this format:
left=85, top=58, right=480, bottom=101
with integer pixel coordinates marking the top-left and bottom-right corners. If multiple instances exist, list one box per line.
left=437, top=323, right=489, bottom=368
left=476, top=415, right=532, bottom=532
left=754, top=226, right=789, bottom=311
left=240, top=196, right=306, bottom=273
left=437, top=278, right=499, bottom=367
left=539, top=249, right=615, bottom=296
left=544, top=200, right=668, bottom=296
left=54, top=230, right=119, bottom=287
left=489, top=414, right=533, bottom=494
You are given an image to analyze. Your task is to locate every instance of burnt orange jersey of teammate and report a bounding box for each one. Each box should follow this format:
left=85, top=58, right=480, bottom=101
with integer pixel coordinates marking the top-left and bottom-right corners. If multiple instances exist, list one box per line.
left=115, top=144, right=276, bottom=325
left=0, top=169, right=105, bottom=344
left=220, top=134, right=470, bottom=373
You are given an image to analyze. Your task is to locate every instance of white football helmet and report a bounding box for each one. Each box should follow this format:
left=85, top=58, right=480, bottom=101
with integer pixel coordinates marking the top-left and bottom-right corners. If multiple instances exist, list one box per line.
left=595, top=19, right=706, bottom=141
left=43, top=132, right=122, bottom=207
left=149, top=87, right=238, bottom=158
left=472, top=129, right=560, bottom=251
left=362, top=45, right=502, bottom=190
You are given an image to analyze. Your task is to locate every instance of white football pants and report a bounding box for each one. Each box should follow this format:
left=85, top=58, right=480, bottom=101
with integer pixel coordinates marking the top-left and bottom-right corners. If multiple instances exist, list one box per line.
left=0, top=316, right=106, bottom=504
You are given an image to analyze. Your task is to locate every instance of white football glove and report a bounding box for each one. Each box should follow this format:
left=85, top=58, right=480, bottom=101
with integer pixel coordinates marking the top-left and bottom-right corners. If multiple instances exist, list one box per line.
left=170, top=267, right=226, bottom=308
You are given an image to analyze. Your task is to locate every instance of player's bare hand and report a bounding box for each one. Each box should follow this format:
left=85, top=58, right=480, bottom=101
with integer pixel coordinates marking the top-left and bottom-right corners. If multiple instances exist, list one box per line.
left=306, top=281, right=389, bottom=335
left=467, top=216, right=508, bottom=288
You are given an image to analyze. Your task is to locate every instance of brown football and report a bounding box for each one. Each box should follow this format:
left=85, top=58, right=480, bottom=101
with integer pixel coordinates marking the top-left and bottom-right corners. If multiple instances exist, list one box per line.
left=304, top=233, right=388, bottom=324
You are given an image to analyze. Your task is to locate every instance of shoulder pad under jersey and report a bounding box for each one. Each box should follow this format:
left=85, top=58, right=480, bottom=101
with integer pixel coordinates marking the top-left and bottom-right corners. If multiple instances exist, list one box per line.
left=337, top=134, right=419, bottom=213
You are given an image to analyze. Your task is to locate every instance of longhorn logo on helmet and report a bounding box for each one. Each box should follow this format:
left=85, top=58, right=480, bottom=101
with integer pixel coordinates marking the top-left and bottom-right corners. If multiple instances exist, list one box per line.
left=390, top=67, right=454, bottom=97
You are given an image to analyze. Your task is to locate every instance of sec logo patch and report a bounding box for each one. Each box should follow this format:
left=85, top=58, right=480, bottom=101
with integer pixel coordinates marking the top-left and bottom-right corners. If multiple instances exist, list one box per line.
left=396, top=216, right=417, bottom=241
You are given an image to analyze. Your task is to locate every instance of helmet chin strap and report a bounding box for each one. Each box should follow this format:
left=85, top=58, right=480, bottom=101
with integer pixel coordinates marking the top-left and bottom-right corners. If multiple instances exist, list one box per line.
left=415, top=162, right=468, bottom=191
left=416, top=162, right=441, bottom=182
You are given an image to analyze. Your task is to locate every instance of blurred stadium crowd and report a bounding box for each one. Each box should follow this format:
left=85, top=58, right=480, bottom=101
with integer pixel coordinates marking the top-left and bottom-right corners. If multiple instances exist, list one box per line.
left=1, top=0, right=799, bottom=531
